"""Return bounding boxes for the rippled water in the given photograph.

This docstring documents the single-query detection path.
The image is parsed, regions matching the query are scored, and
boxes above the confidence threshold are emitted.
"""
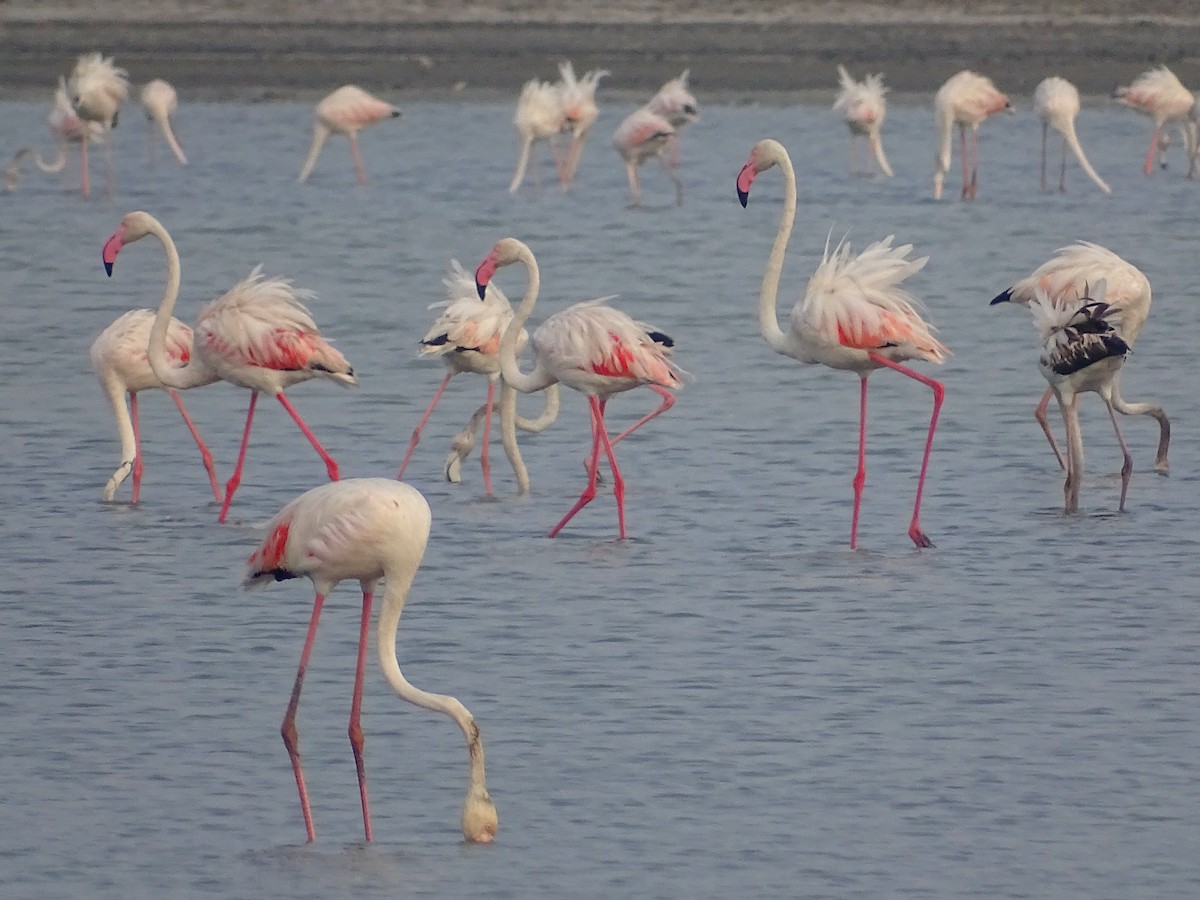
[2,94,1199,898]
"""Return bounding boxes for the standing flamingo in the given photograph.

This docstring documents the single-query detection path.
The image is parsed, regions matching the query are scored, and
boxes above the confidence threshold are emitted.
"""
[1033,77,1110,194]
[990,242,1169,474]
[933,69,1013,200]
[612,107,680,206]
[140,79,188,166]
[558,62,610,189]
[90,309,221,504]
[67,52,129,198]
[647,69,699,168]
[508,74,568,194]
[297,85,401,185]
[833,65,894,177]
[1113,66,1196,176]
[101,210,356,523]
[474,238,683,539]
[396,261,559,495]
[737,139,947,549]
[244,478,498,844]
[1028,287,1133,513]
[5,76,104,193]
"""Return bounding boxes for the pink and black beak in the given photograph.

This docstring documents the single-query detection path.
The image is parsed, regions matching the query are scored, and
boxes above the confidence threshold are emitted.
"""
[474,256,497,300]
[102,226,125,277]
[736,162,758,208]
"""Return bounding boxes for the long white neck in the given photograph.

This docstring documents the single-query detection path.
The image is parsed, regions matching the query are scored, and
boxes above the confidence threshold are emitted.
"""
[145,219,214,390]
[1059,119,1111,194]
[154,114,188,166]
[376,572,490,797]
[297,123,330,183]
[758,151,797,355]
[498,244,556,394]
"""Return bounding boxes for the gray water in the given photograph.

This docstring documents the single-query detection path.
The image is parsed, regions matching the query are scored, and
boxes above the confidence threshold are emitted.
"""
[2,95,1198,899]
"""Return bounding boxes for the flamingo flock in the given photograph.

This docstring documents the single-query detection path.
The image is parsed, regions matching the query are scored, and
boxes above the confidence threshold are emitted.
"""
[23,50,1181,847]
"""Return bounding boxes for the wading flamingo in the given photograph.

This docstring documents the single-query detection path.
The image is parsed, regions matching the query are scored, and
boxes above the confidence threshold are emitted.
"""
[1028,287,1132,513]
[833,65,894,177]
[474,238,683,539]
[1033,77,1110,193]
[990,242,1169,474]
[612,106,680,207]
[244,478,498,844]
[737,138,948,549]
[140,79,188,166]
[101,210,356,523]
[298,85,401,185]
[1113,66,1196,176]
[557,62,609,189]
[68,52,129,198]
[90,309,221,504]
[396,261,559,495]
[647,69,699,169]
[508,74,568,194]
[4,77,104,193]
[933,70,1013,200]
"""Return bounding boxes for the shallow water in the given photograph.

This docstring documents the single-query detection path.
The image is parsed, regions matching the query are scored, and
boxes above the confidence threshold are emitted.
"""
[2,95,1199,899]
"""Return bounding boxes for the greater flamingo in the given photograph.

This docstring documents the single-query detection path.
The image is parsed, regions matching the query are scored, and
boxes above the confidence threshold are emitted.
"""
[990,242,1169,474]
[508,74,568,194]
[90,309,221,504]
[933,69,1013,200]
[297,85,401,185]
[396,261,560,495]
[474,238,683,539]
[140,79,188,166]
[4,77,103,193]
[1028,287,1133,513]
[612,107,681,206]
[737,138,948,549]
[1113,66,1196,175]
[1033,77,1110,194]
[101,210,356,523]
[67,52,129,198]
[833,65,894,177]
[557,62,609,189]
[244,478,498,844]
[646,69,699,170]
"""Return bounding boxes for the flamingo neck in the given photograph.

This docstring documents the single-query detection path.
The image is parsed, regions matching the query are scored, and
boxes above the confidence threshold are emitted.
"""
[758,151,796,355]
[498,244,555,394]
[145,218,210,390]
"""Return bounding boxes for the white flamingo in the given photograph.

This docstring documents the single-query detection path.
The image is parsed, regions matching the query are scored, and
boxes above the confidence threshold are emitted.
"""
[298,85,401,185]
[833,65,893,177]
[4,77,104,193]
[67,52,129,198]
[1113,65,1196,175]
[933,70,1013,200]
[140,79,188,166]
[1033,77,1110,194]
[557,62,609,188]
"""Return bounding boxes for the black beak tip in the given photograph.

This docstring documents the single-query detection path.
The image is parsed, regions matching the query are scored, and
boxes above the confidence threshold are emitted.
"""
[737,188,749,208]
[475,280,486,300]
[104,260,114,277]
[989,288,1013,306]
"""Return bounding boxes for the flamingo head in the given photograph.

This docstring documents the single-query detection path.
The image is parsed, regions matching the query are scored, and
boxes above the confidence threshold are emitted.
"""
[102,210,159,276]
[737,138,787,207]
[461,784,499,844]
[474,238,525,298]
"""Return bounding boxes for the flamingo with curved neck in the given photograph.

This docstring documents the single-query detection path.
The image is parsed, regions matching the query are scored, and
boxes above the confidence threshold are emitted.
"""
[738,138,948,549]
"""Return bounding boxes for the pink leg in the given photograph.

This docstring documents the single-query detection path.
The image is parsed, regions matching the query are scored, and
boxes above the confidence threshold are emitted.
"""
[219,391,259,524]
[610,385,675,446]
[276,392,340,482]
[1105,402,1134,512]
[79,139,90,199]
[868,352,943,548]
[850,375,868,549]
[1034,386,1067,471]
[167,389,222,501]
[1143,126,1161,176]
[969,128,980,199]
[350,135,366,185]
[397,372,454,479]
[282,591,326,843]
[130,391,144,504]
[349,590,374,842]
[959,125,970,199]
[550,397,628,538]
[480,379,495,496]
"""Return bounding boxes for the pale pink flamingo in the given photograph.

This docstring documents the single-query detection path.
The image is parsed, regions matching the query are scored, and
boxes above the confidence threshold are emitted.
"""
[297,85,401,185]
[646,69,699,169]
[738,138,948,549]
[1113,66,1196,175]
[508,74,569,194]
[101,210,356,523]
[1033,77,1110,194]
[4,77,103,193]
[396,261,559,495]
[474,238,684,539]
[1028,286,1133,512]
[557,62,610,189]
[833,65,893,177]
[244,477,498,844]
[933,69,1013,200]
[140,79,188,166]
[990,242,1169,474]
[68,52,129,198]
[612,107,680,207]
[90,309,221,504]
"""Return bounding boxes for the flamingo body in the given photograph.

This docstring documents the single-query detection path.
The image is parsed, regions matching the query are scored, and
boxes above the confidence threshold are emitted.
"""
[1033,77,1110,193]
[140,79,188,165]
[557,62,609,188]
[244,478,498,844]
[508,76,568,194]
[933,69,1013,200]
[298,85,401,184]
[1114,66,1196,175]
[67,52,129,198]
[833,65,893,177]
[612,107,680,206]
